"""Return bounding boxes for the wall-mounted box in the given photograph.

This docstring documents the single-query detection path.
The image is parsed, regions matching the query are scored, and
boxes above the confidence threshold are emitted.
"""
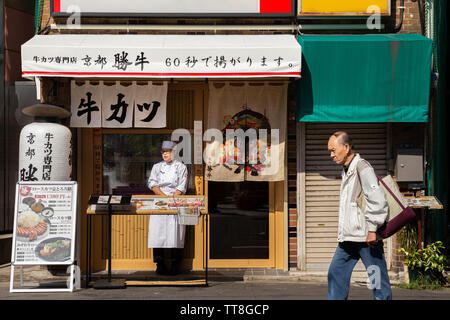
[395,149,424,182]
[298,0,390,16]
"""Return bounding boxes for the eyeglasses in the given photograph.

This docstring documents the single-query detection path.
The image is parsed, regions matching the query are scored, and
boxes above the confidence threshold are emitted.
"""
[161,149,172,154]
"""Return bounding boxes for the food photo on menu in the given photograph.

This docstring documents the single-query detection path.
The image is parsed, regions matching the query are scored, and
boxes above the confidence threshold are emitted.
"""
[35,237,71,262]
[16,198,50,242]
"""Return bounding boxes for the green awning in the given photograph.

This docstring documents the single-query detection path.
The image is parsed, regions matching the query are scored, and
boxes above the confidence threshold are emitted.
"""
[297,34,433,122]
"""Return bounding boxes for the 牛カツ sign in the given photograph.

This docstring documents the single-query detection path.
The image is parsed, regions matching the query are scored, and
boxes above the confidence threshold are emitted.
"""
[70,81,168,128]
[51,0,295,17]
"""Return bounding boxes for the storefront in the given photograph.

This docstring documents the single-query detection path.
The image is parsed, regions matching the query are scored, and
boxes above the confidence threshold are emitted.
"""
[295,34,434,272]
[20,34,302,272]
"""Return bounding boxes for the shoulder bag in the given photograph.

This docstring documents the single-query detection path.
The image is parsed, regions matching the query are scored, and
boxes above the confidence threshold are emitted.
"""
[356,162,416,239]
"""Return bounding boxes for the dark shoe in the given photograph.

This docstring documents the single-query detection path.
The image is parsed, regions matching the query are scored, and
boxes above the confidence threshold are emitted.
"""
[155,263,169,275]
[168,260,181,275]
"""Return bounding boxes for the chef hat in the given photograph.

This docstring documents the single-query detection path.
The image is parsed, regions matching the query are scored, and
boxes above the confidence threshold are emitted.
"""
[161,141,177,150]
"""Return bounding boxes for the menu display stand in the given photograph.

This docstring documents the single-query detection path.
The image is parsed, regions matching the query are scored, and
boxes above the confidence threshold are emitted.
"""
[10,181,78,293]
[87,195,130,289]
[85,195,208,289]
[403,195,443,249]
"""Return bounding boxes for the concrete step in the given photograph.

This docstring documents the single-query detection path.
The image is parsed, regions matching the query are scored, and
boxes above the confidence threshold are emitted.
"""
[289,270,404,285]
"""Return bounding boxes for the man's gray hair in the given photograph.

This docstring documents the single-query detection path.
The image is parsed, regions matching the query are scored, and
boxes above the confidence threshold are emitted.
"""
[332,131,353,150]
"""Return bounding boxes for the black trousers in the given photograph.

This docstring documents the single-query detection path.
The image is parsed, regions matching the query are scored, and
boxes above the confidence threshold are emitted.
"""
[153,248,183,265]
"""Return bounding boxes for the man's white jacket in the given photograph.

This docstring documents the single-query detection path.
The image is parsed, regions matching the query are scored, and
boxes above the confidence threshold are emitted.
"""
[337,154,388,242]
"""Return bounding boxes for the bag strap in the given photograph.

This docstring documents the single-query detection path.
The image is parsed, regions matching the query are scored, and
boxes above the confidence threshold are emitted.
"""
[354,165,363,202]
[358,159,406,210]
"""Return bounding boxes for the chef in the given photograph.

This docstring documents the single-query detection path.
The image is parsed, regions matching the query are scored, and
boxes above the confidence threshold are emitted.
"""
[147,140,188,275]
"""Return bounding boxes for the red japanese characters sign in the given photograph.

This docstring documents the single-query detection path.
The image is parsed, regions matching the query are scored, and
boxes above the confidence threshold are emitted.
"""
[51,0,295,17]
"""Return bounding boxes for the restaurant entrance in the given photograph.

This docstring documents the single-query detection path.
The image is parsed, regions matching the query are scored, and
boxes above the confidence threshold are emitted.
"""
[207,180,284,269]
[78,82,285,271]
[209,181,269,260]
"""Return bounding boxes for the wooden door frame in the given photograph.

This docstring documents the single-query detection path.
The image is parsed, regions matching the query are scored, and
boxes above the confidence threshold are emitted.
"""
[205,181,284,269]
[203,81,286,270]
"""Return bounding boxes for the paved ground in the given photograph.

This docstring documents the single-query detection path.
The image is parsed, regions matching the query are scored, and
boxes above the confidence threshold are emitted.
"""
[1,264,450,302]
[2,278,450,301]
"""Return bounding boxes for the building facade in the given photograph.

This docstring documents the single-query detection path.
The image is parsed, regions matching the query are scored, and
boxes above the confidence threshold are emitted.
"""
[4,0,446,283]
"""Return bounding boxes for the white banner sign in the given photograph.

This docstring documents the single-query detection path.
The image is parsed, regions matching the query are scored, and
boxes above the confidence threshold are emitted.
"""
[22,35,302,79]
[70,81,168,128]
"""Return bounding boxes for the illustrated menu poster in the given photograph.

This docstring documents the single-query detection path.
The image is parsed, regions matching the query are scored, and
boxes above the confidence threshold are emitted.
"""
[12,182,78,265]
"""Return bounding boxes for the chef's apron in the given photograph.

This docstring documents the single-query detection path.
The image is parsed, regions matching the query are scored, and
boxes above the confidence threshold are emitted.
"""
[147,160,186,248]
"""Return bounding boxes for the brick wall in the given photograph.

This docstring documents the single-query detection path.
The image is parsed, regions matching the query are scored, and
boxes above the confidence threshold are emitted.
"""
[397,0,424,34]
[38,0,52,32]
[390,233,406,274]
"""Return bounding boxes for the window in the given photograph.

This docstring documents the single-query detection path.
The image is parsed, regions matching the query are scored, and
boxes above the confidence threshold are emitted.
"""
[102,134,195,195]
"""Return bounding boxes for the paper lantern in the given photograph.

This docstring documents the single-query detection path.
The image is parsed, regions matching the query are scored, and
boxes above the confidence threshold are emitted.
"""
[19,122,72,182]
[19,104,72,182]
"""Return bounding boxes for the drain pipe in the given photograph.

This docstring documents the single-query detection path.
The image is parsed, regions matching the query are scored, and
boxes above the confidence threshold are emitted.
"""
[49,23,384,33]
[393,0,405,32]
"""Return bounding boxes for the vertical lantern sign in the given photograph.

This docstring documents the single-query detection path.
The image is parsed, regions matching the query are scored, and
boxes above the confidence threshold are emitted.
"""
[19,122,72,182]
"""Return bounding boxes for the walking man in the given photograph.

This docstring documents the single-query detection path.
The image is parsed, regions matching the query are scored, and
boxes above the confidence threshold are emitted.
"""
[327,131,392,300]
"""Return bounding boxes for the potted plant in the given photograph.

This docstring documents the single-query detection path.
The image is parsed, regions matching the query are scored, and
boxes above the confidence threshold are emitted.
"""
[398,241,448,288]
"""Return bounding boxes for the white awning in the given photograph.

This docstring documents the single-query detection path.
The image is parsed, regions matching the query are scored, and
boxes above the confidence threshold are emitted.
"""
[21,34,301,79]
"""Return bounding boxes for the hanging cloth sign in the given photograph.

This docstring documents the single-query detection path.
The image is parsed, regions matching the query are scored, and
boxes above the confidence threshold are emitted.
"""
[70,81,102,127]
[70,81,168,128]
[134,82,168,128]
[102,82,134,128]
[205,82,287,182]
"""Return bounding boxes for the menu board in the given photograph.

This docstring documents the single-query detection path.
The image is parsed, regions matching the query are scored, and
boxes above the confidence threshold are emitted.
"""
[87,195,206,213]
[131,196,205,211]
[11,182,78,265]
[404,196,443,210]
[88,194,132,211]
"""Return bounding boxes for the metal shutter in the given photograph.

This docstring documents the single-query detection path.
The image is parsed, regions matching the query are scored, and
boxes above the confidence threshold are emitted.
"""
[298,123,392,271]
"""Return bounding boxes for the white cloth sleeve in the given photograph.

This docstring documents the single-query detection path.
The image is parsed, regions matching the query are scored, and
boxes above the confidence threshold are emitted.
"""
[148,164,160,190]
[176,164,188,194]
[359,166,389,232]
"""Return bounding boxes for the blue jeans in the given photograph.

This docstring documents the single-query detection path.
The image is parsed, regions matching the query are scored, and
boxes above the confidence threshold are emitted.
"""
[327,241,392,300]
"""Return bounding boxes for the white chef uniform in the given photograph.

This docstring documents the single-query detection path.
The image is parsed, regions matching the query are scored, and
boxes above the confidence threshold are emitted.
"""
[147,159,188,248]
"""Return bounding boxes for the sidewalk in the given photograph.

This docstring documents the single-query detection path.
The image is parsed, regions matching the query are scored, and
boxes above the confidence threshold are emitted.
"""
[1,263,450,301]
